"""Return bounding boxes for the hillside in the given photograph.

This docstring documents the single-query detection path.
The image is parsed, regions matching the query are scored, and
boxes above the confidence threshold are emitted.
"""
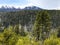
[0,10,60,31]
[0,10,60,45]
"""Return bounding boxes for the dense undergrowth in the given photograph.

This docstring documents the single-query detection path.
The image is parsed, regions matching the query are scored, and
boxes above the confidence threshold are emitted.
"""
[0,26,60,45]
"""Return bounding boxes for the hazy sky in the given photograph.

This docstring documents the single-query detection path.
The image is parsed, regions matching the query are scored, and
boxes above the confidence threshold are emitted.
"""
[0,0,59,9]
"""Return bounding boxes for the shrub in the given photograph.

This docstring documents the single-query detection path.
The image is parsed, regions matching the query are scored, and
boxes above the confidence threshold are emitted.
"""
[44,37,60,45]
[16,36,40,45]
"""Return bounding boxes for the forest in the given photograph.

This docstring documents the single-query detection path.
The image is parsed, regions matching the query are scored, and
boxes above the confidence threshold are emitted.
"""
[0,10,60,45]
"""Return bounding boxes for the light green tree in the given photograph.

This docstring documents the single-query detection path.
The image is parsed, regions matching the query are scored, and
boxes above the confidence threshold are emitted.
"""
[1,26,19,45]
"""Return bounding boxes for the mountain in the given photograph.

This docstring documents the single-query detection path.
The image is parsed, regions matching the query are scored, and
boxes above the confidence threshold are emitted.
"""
[0,6,42,12]
[0,6,21,12]
[23,6,42,10]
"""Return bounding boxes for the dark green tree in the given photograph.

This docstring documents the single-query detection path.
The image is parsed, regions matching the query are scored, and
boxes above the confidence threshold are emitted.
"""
[33,10,51,41]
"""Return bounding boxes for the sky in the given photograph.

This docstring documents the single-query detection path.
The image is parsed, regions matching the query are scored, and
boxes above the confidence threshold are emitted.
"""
[0,0,59,9]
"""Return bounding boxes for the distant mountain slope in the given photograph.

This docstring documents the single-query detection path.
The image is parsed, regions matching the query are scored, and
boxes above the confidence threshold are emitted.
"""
[23,6,42,10]
[0,6,42,12]
[0,6,21,12]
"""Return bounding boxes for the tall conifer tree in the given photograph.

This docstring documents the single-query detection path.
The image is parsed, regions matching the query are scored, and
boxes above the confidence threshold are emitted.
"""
[33,10,51,41]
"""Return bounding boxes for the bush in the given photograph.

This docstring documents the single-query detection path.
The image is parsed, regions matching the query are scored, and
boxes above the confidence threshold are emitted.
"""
[16,36,40,45]
[44,37,60,45]
[0,26,19,45]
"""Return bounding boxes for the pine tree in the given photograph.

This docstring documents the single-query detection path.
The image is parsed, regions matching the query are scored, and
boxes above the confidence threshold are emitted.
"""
[33,10,51,41]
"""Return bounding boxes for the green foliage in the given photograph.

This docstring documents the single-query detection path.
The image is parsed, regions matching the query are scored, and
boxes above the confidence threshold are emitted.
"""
[7,34,19,45]
[16,36,40,45]
[0,10,60,45]
[44,37,60,45]
[20,26,27,36]
[14,25,27,36]
[0,26,19,45]
[50,29,58,38]
[0,33,4,45]
[14,25,19,34]
[57,27,60,37]
[33,10,51,41]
